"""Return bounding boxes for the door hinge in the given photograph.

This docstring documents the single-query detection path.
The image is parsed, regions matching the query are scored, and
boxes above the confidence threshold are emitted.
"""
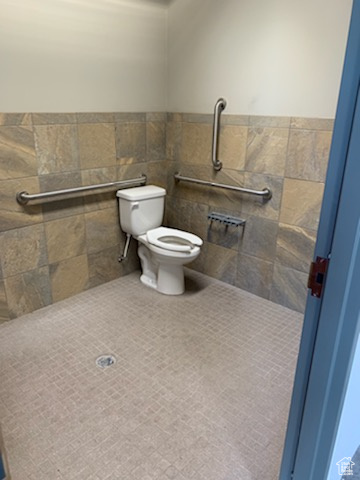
[308,256,329,298]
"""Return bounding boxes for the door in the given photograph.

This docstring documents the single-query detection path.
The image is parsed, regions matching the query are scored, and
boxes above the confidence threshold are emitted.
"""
[280,1,360,478]
[291,83,360,478]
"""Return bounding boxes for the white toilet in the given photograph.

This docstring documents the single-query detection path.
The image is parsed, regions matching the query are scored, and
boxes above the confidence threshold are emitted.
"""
[116,185,203,295]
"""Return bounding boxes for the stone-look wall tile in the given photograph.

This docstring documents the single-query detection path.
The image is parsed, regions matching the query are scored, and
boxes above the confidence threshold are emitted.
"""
[147,122,166,162]
[34,124,79,175]
[81,167,117,212]
[78,123,116,169]
[76,113,114,123]
[203,243,237,285]
[249,116,291,128]
[118,163,148,183]
[0,224,48,277]
[114,112,146,123]
[146,113,167,122]
[31,113,77,125]
[222,115,249,126]
[88,245,122,289]
[39,171,84,221]
[236,254,273,299]
[115,123,146,165]
[50,255,89,303]
[219,125,247,171]
[181,123,212,166]
[0,111,333,319]
[164,196,191,233]
[290,117,334,131]
[167,113,183,123]
[166,121,182,162]
[276,223,316,272]
[246,127,289,176]
[240,216,278,261]
[286,129,331,182]
[182,113,213,124]
[167,113,332,313]
[85,207,121,254]
[45,215,86,264]
[5,267,52,319]
[0,126,37,180]
[166,197,208,241]
[242,173,283,221]
[280,179,324,230]
[188,202,209,241]
[0,114,32,126]
[270,264,308,313]
[208,169,244,211]
[0,177,43,232]
[147,162,168,189]
[88,244,139,289]
[0,280,10,323]
[168,164,210,205]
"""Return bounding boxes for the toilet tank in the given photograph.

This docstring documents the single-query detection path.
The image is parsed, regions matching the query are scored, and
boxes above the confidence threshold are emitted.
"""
[116,185,166,236]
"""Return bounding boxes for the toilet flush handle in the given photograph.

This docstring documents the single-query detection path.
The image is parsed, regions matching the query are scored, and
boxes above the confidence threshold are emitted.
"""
[131,202,139,210]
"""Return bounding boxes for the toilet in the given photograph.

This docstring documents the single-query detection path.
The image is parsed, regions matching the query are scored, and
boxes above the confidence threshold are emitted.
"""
[116,185,203,295]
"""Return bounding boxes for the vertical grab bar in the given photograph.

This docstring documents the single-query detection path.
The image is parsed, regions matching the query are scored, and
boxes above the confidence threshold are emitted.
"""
[212,97,227,171]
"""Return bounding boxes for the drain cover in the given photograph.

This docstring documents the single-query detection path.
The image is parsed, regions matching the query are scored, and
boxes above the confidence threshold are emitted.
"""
[96,355,116,369]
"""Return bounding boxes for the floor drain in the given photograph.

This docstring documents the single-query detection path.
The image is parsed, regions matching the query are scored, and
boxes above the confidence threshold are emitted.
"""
[96,355,116,369]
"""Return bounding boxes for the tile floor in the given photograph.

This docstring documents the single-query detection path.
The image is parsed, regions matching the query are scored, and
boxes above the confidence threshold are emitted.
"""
[0,270,303,480]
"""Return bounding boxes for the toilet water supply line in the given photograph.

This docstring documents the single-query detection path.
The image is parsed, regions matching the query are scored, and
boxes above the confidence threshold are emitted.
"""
[212,98,227,171]
[119,233,132,262]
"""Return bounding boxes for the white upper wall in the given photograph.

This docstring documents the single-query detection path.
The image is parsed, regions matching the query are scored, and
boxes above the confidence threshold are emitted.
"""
[167,0,353,117]
[0,0,353,115]
[0,0,168,112]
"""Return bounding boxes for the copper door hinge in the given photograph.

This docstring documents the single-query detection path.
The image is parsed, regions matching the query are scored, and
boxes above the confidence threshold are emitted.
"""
[308,256,329,298]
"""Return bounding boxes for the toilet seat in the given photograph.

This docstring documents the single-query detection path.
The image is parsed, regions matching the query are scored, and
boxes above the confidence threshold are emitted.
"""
[146,227,203,253]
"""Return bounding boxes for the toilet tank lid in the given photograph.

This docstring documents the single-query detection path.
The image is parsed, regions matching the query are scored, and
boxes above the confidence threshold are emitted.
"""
[116,185,166,201]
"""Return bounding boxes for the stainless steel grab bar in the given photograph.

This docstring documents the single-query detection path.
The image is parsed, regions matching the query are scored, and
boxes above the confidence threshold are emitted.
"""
[174,173,272,201]
[16,175,147,205]
[212,98,226,171]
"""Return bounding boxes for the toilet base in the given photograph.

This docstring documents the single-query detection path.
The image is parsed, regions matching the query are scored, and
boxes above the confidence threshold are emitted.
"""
[157,264,185,295]
[137,243,186,295]
[138,244,158,290]
[140,273,157,290]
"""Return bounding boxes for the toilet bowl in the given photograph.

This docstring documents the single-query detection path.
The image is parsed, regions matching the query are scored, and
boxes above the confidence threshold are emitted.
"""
[137,227,202,294]
[116,185,203,295]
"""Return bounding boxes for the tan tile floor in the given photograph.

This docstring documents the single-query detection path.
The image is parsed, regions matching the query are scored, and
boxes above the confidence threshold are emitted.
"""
[0,270,303,480]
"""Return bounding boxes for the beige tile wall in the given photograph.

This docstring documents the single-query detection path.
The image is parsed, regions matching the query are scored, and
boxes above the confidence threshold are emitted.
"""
[0,113,167,321]
[165,113,333,312]
[0,111,332,320]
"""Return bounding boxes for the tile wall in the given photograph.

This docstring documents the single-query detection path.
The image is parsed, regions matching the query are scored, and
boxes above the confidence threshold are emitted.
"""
[165,113,333,312]
[0,111,332,320]
[0,113,167,321]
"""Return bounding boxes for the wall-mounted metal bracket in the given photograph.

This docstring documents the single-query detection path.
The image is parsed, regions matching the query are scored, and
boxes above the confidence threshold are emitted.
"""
[208,212,246,228]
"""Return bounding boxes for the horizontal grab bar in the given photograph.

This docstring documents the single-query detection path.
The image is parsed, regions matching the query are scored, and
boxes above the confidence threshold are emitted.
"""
[174,172,272,200]
[16,175,147,205]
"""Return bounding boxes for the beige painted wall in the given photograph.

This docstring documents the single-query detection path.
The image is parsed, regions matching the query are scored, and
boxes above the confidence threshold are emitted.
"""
[167,0,352,117]
[0,0,167,112]
[0,0,352,115]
